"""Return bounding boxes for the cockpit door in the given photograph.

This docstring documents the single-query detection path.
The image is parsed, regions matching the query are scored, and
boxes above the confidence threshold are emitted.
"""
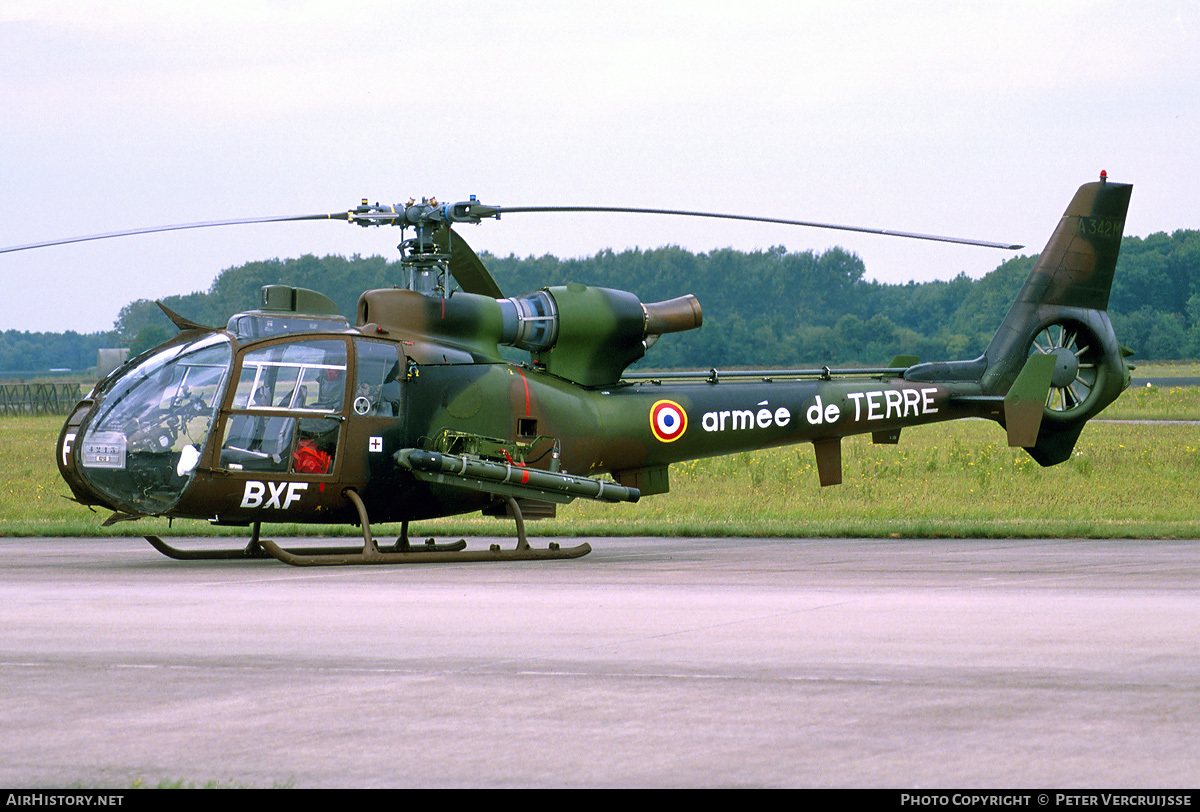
[216,337,349,478]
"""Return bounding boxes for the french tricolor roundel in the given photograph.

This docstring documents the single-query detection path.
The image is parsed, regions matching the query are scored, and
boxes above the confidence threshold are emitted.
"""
[650,399,688,443]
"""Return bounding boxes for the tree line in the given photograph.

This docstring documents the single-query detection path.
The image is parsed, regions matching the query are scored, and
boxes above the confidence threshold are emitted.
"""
[4,230,1199,376]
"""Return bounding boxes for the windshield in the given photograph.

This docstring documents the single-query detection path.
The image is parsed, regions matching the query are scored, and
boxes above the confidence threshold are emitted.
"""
[78,334,232,515]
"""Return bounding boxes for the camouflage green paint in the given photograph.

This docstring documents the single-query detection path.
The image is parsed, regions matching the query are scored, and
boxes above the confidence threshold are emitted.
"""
[56,177,1135,531]
[534,284,646,386]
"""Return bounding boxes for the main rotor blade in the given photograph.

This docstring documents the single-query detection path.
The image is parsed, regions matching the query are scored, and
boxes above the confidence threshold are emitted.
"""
[492,206,1023,250]
[433,227,504,299]
[0,212,351,255]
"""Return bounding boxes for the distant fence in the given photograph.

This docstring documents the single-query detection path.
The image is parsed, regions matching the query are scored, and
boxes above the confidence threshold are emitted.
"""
[0,381,84,416]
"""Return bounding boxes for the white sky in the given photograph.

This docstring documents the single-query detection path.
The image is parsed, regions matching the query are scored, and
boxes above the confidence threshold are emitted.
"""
[2,0,1198,333]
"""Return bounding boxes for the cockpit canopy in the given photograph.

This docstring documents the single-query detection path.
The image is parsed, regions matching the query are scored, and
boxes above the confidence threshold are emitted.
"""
[78,332,233,515]
[70,315,406,517]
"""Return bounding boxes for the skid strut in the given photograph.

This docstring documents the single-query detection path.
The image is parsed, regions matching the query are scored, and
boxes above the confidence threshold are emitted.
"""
[144,491,589,565]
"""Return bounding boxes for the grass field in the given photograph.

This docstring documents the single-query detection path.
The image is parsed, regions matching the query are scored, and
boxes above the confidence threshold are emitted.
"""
[1133,361,1200,378]
[3,382,1197,539]
[1102,380,1200,420]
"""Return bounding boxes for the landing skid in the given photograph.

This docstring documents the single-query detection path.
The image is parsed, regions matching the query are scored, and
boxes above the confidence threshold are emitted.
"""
[143,527,466,562]
[144,491,590,566]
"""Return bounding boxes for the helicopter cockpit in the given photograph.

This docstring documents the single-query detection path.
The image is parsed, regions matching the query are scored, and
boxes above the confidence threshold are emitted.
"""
[63,289,407,519]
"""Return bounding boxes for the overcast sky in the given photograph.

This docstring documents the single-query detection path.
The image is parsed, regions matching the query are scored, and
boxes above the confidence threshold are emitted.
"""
[2,0,1197,333]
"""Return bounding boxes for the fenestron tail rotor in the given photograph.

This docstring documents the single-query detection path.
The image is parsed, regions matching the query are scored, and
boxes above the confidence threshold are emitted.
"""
[1029,321,1103,417]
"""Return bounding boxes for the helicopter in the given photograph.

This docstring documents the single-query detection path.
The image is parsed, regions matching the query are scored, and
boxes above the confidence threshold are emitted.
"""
[5,173,1133,565]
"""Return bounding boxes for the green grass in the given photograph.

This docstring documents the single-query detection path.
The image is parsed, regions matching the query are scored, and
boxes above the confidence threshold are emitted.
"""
[1105,382,1200,419]
[547,420,1200,538]
[3,396,1198,539]
[1132,361,1200,378]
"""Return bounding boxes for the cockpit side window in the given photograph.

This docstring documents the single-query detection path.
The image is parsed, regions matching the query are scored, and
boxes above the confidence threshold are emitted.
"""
[353,339,403,417]
[232,340,347,414]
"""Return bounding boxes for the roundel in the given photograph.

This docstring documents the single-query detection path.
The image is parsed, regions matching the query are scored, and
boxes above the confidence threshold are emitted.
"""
[649,399,688,443]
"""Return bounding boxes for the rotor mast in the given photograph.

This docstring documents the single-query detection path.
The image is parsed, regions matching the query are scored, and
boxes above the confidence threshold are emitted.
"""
[346,196,501,296]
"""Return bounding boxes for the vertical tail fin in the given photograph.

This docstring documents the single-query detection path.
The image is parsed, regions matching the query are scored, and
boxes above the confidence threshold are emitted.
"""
[981,174,1133,464]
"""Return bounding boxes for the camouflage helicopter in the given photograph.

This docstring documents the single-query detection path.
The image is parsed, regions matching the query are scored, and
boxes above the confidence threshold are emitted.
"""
[4,174,1133,565]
